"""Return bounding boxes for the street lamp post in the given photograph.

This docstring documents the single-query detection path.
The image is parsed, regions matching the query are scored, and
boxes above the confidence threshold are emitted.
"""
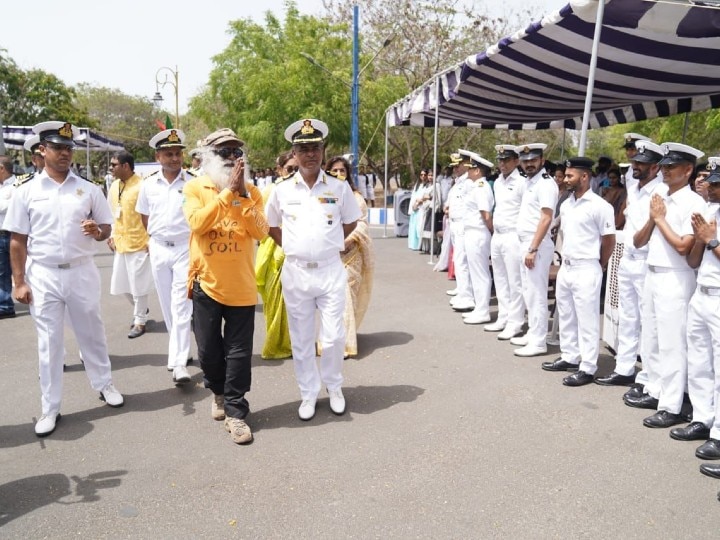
[301,4,392,185]
[153,65,180,129]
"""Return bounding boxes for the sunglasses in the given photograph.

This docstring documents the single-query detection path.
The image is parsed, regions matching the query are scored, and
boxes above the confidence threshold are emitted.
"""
[284,165,298,173]
[214,147,244,159]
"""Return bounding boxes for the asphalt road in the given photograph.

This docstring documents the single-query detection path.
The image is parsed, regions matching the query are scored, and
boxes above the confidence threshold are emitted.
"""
[1,229,718,538]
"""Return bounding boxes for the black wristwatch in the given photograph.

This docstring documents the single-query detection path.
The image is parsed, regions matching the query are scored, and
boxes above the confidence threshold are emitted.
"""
[706,239,719,251]
[528,247,538,253]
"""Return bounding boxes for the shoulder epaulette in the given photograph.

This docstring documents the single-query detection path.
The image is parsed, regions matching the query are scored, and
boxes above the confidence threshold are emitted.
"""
[144,170,160,179]
[542,173,551,179]
[14,173,35,186]
[184,169,196,178]
[519,170,528,178]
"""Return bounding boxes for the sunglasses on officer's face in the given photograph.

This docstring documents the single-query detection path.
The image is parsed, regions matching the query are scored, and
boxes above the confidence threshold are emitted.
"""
[214,147,244,159]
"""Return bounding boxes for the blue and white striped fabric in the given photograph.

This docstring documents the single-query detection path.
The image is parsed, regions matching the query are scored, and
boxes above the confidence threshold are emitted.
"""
[2,125,124,152]
[388,0,720,130]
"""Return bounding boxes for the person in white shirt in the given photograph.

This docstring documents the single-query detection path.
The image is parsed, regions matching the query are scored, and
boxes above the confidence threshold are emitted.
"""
[512,144,558,357]
[459,151,495,325]
[485,145,525,339]
[540,157,615,385]
[0,155,18,318]
[136,129,194,385]
[677,164,720,458]
[265,118,361,421]
[597,141,662,390]
[447,152,474,311]
[633,142,706,429]
[3,121,123,437]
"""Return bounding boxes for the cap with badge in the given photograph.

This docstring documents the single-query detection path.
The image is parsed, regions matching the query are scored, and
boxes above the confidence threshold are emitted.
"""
[24,134,41,153]
[149,129,186,150]
[658,142,704,166]
[622,132,651,149]
[495,144,518,160]
[517,143,547,161]
[455,149,474,166]
[707,157,720,184]
[632,140,664,164]
[449,152,463,166]
[460,149,493,170]
[201,128,244,148]
[284,118,328,144]
[564,156,595,171]
[32,121,80,147]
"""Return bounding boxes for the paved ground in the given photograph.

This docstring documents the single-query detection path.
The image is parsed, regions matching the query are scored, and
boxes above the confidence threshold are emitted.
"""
[1,230,718,538]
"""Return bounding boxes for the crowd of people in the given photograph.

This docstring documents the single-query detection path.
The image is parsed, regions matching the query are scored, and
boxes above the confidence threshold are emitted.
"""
[409,134,720,482]
[0,118,375,446]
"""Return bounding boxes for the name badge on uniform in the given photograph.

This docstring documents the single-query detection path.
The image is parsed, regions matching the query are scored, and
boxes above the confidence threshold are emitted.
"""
[287,199,301,205]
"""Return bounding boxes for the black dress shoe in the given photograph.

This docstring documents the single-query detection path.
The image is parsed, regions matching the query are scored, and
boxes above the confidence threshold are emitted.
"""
[643,410,684,428]
[595,372,636,386]
[563,370,594,387]
[541,358,579,372]
[670,422,710,441]
[700,463,720,479]
[624,393,659,410]
[0,311,16,319]
[128,324,146,339]
[623,383,645,400]
[696,439,720,460]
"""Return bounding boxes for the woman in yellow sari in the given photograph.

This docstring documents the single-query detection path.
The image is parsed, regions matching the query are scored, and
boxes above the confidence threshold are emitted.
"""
[326,156,375,357]
[255,152,297,359]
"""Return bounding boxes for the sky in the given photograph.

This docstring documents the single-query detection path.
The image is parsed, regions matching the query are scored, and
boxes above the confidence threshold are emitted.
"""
[3,0,560,114]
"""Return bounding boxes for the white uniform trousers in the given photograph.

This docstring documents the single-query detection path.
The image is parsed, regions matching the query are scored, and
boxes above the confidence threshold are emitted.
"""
[110,250,153,325]
[149,240,192,368]
[27,259,112,416]
[464,227,492,317]
[556,260,603,374]
[641,267,695,413]
[281,257,346,400]
[450,221,472,303]
[686,288,720,434]
[615,256,648,378]
[490,231,524,332]
[518,237,554,348]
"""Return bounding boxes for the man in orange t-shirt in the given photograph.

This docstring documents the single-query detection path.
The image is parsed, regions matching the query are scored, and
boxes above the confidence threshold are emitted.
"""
[183,128,269,445]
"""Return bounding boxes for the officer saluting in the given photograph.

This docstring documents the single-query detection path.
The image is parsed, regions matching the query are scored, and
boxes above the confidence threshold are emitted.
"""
[2,121,124,437]
[265,119,361,421]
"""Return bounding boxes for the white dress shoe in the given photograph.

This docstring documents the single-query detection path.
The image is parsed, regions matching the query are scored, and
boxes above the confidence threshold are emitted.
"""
[452,300,475,312]
[463,313,492,325]
[484,321,505,332]
[446,288,458,296]
[35,413,60,437]
[510,335,529,346]
[498,328,524,341]
[298,398,317,421]
[100,383,124,407]
[173,366,191,384]
[513,344,548,357]
[328,388,346,415]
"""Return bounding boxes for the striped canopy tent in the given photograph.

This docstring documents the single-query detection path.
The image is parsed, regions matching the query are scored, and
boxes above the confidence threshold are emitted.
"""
[387,0,720,131]
[2,126,124,152]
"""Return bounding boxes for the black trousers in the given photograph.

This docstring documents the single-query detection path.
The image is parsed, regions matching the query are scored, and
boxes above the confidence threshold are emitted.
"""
[192,281,254,419]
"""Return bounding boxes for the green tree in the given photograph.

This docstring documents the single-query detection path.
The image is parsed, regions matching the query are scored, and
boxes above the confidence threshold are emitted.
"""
[73,84,159,163]
[0,50,92,127]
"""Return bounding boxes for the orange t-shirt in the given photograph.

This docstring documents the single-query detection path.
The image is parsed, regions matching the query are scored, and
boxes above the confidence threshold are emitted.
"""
[183,176,269,306]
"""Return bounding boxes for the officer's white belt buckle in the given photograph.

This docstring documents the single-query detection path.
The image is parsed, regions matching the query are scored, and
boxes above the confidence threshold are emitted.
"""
[37,257,91,270]
[700,285,720,296]
[563,258,596,267]
[647,265,675,273]
[494,227,515,234]
[287,256,336,269]
[162,241,176,247]
[624,251,647,260]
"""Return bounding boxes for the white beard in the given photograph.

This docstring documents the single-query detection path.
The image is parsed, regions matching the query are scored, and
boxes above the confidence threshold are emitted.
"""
[200,149,233,190]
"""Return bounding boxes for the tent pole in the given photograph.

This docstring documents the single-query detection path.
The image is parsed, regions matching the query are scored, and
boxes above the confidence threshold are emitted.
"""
[429,76,440,264]
[383,109,389,238]
[681,112,690,143]
[578,0,606,156]
[85,128,91,181]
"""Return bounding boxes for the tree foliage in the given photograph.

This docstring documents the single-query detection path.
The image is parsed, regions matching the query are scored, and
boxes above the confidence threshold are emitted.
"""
[0,50,92,127]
